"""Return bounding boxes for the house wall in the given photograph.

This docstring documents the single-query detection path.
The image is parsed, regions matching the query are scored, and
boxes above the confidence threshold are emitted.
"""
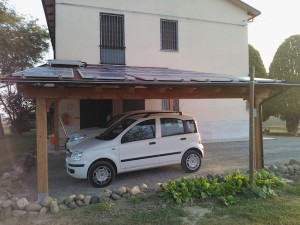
[55,0,251,142]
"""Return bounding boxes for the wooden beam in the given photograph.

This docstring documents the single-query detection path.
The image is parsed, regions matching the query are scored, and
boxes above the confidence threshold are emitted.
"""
[21,85,263,100]
[36,99,49,202]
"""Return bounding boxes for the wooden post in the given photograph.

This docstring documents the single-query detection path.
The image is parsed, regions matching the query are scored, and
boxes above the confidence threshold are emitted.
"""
[249,67,255,190]
[255,98,263,169]
[54,100,60,150]
[36,99,49,202]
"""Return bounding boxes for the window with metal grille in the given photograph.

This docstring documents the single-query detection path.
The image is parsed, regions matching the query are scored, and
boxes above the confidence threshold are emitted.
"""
[161,19,178,51]
[100,13,125,64]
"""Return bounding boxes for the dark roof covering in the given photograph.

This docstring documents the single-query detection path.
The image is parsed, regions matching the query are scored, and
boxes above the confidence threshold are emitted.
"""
[1,64,282,87]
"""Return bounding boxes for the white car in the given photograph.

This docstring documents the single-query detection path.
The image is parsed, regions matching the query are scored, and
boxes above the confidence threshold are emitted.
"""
[65,110,177,149]
[66,112,204,187]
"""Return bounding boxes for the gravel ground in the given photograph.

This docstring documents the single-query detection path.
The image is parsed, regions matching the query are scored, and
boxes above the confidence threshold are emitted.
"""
[18,135,300,201]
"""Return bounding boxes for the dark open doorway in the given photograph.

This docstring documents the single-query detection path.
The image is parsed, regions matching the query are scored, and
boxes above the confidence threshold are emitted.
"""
[80,100,112,129]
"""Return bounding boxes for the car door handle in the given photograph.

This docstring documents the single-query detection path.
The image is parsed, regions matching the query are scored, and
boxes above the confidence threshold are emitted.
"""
[149,142,156,145]
[180,138,186,141]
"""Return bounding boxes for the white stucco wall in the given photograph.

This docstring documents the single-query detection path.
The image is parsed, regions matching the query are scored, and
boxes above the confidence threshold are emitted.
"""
[55,0,251,142]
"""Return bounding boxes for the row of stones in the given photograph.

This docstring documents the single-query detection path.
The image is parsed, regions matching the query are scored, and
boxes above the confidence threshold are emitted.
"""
[0,182,162,221]
[268,159,300,175]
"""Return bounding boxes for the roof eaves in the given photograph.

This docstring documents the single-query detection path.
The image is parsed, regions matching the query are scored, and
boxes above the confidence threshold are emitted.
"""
[228,0,261,21]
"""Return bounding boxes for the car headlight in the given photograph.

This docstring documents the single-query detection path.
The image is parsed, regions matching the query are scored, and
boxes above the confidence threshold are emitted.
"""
[71,151,83,161]
[69,135,86,142]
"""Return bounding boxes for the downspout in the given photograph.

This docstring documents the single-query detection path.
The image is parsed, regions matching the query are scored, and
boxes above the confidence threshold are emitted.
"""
[258,88,287,168]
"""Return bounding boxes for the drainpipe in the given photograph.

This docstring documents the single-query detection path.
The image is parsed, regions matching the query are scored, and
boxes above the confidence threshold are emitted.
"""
[258,88,287,168]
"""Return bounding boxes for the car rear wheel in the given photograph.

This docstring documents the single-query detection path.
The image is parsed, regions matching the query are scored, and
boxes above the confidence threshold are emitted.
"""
[181,149,201,173]
[88,161,115,188]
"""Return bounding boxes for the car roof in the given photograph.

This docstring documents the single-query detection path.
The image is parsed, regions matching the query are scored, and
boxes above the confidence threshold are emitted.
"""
[125,112,194,121]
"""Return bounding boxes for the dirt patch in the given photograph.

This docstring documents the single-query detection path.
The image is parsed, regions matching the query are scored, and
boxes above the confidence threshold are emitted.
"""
[181,206,212,225]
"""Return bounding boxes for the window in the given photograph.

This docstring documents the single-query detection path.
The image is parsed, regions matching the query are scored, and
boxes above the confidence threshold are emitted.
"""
[184,120,197,133]
[100,13,125,64]
[161,118,184,137]
[121,119,156,143]
[161,19,178,51]
[162,99,180,111]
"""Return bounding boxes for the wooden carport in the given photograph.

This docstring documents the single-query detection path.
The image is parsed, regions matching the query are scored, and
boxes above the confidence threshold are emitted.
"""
[1,63,286,201]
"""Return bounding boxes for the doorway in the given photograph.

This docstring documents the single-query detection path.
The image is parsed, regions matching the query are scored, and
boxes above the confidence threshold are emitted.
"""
[80,100,112,129]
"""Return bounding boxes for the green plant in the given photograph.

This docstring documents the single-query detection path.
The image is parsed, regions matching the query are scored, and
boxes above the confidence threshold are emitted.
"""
[253,169,285,198]
[160,169,285,206]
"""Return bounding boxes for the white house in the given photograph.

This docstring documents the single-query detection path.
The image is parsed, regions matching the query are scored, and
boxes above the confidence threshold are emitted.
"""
[42,0,260,144]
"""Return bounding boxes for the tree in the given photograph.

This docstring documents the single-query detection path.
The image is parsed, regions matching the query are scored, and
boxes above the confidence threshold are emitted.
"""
[248,44,267,78]
[0,0,49,135]
[263,35,300,135]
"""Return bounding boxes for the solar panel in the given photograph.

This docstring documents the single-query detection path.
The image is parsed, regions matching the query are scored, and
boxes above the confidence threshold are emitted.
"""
[106,67,237,82]
[12,67,74,78]
[78,69,135,81]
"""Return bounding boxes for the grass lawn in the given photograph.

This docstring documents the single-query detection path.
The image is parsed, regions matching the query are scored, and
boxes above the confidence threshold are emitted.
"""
[0,129,36,170]
[263,125,300,136]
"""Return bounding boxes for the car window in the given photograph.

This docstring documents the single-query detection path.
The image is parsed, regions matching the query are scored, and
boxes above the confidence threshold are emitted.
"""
[160,118,184,137]
[184,120,197,133]
[104,113,125,128]
[121,119,156,144]
[98,118,136,140]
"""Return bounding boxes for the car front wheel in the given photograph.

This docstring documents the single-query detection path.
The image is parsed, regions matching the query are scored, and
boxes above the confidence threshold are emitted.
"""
[88,161,115,188]
[181,149,201,173]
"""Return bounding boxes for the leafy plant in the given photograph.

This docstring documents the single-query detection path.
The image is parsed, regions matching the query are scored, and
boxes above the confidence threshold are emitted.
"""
[160,169,285,206]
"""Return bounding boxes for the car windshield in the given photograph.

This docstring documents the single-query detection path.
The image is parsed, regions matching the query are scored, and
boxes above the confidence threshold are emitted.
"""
[104,113,125,128]
[97,118,136,140]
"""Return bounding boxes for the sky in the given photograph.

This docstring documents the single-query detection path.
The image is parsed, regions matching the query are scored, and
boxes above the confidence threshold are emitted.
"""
[8,0,300,72]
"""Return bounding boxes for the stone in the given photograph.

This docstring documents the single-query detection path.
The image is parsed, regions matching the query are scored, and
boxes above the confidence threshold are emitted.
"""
[90,196,99,204]
[130,186,141,196]
[104,189,112,195]
[69,194,76,201]
[103,191,111,198]
[0,188,11,199]
[68,201,77,209]
[59,204,68,210]
[50,200,59,214]
[277,165,287,174]
[289,159,300,166]
[75,200,84,206]
[1,206,12,220]
[12,210,27,218]
[111,193,121,200]
[0,179,13,189]
[0,173,10,182]
[26,203,42,212]
[215,174,224,182]
[83,196,91,205]
[41,196,54,207]
[57,197,66,205]
[287,165,294,175]
[2,200,12,208]
[75,194,84,201]
[139,183,148,190]
[16,198,28,210]
[122,193,131,199]
[27,211,39,218]
[116,186,127,196]
[207,174,214,181]
[269,165,278,173]
[154,183,162,193]
[292,164,300,172]
[39,207,49,215]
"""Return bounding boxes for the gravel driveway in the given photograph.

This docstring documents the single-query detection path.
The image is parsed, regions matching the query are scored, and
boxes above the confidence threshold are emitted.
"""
[20,136,300,200]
